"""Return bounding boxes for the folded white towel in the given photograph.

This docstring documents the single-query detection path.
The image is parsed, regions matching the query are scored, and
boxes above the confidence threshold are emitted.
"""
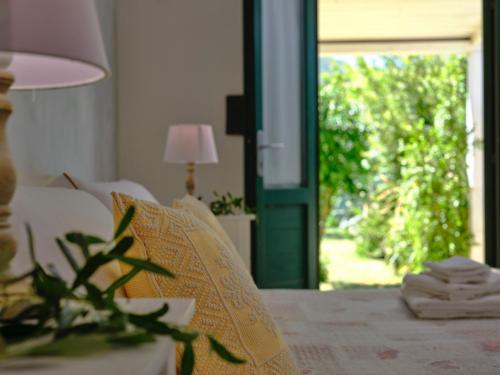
[424,256,490,284]
[402,271,500,301]
[402,291,500,319]
[424,256,489,274]
[427,269,490,284]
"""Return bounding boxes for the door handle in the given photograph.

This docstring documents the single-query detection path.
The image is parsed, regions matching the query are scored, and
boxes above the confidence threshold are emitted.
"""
[258,143,284,150]
[257,130,284,177]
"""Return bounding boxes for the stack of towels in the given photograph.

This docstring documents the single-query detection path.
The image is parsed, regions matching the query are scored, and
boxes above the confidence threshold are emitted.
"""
[402,256,500,319]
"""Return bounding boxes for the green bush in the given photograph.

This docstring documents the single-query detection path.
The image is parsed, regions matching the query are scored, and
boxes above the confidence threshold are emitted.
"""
[320,55,471,272]
[319,61,369,236]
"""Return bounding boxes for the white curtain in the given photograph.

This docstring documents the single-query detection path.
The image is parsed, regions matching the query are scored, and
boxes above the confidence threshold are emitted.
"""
[262,0,303,187]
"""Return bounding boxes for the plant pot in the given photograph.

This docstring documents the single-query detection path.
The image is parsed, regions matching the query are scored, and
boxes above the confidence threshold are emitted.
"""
[217,214,255,271]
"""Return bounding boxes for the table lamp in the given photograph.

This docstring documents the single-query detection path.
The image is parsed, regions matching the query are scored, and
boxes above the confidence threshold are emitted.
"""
[0,0,110,271]
[163,124,218,195]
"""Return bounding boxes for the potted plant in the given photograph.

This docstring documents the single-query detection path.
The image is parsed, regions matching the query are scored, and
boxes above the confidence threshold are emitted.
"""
[0,206,244,374]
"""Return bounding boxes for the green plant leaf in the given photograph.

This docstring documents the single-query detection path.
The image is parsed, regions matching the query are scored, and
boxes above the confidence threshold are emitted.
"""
[128,314,175,335]
[83,282,106,309]
[72,253,111,289]
[209,192,246,216]
[56,322,100,338]
[103,312,128,333]
[131,303,169,320]
[127,315,198,344]
[32,266,72,302]
[208,336,246,364]
[108,236,134,257]
[108,255,174,279]
[104,266,141,297]
[25,224,36,266]
[56,238,80,272]
[65,233,91,259]
[84,235,106,245]
[67,233,107,246]
[170,329,199,343]
[180,343,195,375]
[0,323,52,345]
[114,206,136,239]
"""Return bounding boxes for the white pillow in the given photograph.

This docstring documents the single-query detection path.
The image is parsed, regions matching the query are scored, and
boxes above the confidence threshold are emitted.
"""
[9,186,124,295]
[46,174,76,189]
[52,174,159,211]
[18,173,73,188]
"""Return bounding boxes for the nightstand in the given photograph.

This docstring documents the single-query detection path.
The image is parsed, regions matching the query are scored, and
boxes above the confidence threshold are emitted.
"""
[0,298,195,375]
[218,214,255,272]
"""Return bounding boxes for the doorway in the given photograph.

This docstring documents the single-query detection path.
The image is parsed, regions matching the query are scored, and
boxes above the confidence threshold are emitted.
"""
[318,0,484,289]
[242,0,500,290]
[243,0,319,289]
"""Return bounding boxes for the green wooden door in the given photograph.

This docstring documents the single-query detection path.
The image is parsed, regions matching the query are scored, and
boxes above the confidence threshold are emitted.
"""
[244,0,318,289]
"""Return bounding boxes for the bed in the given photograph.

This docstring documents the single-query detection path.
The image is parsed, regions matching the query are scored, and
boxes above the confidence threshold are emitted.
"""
[263,288,500,375]
[8,183,500,374]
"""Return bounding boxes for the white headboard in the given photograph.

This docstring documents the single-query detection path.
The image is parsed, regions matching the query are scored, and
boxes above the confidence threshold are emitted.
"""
[17,173,58,187]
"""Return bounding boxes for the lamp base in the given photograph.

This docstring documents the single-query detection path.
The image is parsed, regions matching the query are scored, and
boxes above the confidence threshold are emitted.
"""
[186,162,195,196]
[0,69,17,274]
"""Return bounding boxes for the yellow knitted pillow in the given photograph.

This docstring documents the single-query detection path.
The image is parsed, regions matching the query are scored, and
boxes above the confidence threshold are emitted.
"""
[172,195,234,250]
[112,193,299,374]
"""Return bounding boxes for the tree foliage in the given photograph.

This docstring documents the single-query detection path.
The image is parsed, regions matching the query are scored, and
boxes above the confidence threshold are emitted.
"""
[319,61,369,235]
[319,55,471,272]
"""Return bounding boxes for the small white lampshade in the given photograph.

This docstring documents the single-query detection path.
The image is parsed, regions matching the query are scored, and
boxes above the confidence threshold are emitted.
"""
[164,124,219,164]
[0,0,110,90]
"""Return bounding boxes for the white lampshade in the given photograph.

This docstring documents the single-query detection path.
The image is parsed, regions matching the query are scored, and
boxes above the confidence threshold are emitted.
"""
[164,124,219,164]
[0,0,110,90]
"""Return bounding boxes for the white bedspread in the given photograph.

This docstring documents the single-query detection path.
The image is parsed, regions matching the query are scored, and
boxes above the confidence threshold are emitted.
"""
[262,289,500,375]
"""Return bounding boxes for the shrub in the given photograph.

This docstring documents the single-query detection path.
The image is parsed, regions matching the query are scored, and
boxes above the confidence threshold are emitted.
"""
[319,55,471,272]
[318,60,369,236]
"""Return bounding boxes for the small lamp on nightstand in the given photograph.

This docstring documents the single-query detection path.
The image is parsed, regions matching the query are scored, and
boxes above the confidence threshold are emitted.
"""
[163,124,218,195]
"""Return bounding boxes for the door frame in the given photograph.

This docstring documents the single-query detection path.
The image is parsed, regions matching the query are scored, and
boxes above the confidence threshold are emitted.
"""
[243,0,500,276]
[484,0,500,267]
[243,0,319,288]
[244,0,499,279]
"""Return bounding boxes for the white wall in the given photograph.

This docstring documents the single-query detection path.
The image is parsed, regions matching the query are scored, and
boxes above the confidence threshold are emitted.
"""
[8,0,116,182]
[468,49,484,263]
[116,0,244,205]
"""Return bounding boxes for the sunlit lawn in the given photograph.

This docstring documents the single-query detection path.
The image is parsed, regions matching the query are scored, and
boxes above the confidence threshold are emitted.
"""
[320,238,402,290]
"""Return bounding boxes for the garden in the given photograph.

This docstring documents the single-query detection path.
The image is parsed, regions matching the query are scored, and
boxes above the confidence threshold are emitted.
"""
[319,54,471,288]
